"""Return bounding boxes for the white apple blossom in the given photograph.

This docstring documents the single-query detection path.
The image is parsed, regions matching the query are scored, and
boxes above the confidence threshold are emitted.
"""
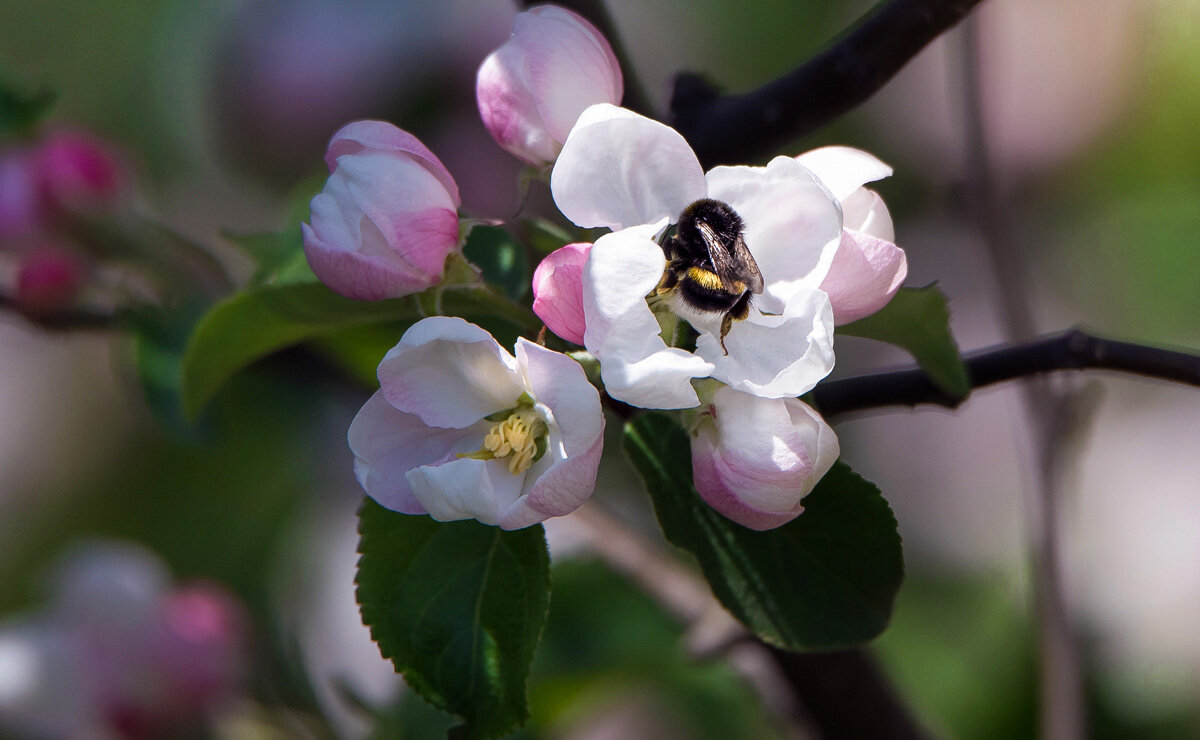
[349,316,604,529]
[549,104,843,409]
[796,146,908,324]
[690,385,839,530]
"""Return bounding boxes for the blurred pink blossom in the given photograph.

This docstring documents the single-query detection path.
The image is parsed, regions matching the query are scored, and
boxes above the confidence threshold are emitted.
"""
[33,130,124,215]
[15,249,85,314]
[0,542,248,738]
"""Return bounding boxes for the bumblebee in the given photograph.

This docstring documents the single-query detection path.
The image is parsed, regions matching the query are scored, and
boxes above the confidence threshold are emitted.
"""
[657,198,764,352]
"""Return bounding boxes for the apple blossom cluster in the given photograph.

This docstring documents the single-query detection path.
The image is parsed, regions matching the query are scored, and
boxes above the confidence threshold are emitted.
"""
[0,128,126,315]
[0,542,247,738]
[301,4,906,531]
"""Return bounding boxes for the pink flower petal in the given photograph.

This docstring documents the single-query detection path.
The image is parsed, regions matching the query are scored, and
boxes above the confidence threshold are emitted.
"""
[532,242,591,344]
[820,229,908,325]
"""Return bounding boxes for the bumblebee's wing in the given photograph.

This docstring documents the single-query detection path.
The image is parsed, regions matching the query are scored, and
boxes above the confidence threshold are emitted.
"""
[699,221,764,294]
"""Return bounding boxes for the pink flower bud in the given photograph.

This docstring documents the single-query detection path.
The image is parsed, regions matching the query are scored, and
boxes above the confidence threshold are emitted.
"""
[532,242,590,344]
[795,146,908,324]
[691,387,839,531]
[0,150,42,243]
[302,120,463,300]
[477,5,623,168]
[15,249,84,314]
[33,130,125,214]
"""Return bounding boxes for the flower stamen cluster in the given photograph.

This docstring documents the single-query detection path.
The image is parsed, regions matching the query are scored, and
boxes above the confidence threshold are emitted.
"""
[461,402,549,475]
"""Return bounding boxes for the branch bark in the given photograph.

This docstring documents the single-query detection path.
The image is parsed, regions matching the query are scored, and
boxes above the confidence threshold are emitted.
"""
[812,328,1200,418]
[670,0,987,167]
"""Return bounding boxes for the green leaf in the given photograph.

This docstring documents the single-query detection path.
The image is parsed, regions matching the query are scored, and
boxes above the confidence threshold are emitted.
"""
[462,225,529,301]
[223,224,318,287]
[181,282,418,418]
[181,281,539,419]
[838,283,970,399]
[0,74,54,138]
[128,300,211,436]
[356,500,550,740]
[519,217,573,255]
[623,414,903,650]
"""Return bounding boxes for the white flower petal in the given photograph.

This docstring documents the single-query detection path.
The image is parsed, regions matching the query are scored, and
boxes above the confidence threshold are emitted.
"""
[843,189,895,243]
[378,317,524,428]
[705,157,842,310]
[793,146,892,202]
[583,225,713,408]
[699,287,835,398]
[551,104,705,230]
[348,391,485,515]
[407,457,524,526]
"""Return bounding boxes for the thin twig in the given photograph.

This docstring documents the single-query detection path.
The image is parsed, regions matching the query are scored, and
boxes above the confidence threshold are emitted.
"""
[670,0,987,167]
[956,14,1084,738]
[812,328,1200,418]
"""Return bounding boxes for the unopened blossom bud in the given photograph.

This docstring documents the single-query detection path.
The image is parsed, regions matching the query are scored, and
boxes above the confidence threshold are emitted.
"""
[302,120,462,300]
[15,249,84,314]
[34,130,125,214]
[795,146,907,324]
[477,5,623,168]
[349,316,604,529]
[691,385,839,530]
[532,241,590,344]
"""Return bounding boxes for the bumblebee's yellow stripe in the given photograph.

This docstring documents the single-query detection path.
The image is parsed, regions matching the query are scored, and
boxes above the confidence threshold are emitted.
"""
[686,266,724,291]
[685,266,745,293]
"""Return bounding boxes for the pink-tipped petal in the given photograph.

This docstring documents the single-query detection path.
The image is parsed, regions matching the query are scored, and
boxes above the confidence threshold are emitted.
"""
[303,123,462,300]
[325,120,459,205]
[820,229,908,325]
[477,6,622,167]
[692,389,839,531]
[532,242,591,344]
[793,146,893,202]
[377,316,524,428]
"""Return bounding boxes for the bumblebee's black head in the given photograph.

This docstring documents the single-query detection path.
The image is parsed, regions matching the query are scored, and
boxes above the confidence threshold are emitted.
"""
[674,198,744,258]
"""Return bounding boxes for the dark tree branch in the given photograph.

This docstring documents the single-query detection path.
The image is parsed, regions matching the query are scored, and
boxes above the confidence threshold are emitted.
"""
[813,329,1200,418]
[670,0,987,167]
[765,647,929,740]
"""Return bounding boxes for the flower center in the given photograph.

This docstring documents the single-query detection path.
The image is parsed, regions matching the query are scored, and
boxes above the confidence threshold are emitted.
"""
[460,404,548,475]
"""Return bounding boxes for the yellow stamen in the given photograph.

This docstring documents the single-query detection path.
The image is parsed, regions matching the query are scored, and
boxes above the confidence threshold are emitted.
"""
[459,406,547,475]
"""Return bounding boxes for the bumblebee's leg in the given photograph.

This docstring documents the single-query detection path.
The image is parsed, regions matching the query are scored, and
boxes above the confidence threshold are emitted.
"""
[718,292,753,354]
